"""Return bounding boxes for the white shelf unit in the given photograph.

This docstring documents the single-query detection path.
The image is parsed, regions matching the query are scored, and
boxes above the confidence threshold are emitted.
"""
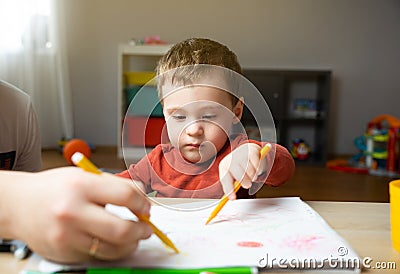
[117,44,172,162]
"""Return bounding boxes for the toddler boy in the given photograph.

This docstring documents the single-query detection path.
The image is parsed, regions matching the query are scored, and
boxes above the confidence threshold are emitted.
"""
[118,38,295,199]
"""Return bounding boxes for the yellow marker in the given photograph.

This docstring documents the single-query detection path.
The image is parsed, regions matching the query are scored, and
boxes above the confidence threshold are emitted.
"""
[71,152,179,253]
[205,143,272,225]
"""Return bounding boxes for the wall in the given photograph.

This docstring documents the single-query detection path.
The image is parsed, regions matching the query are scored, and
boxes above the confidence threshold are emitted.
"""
[62,0,400,155]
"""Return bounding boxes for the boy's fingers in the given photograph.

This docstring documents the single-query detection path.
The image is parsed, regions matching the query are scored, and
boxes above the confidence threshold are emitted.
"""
[245,156,259,183]
[229,164,245,183]
[219,171,236,199]
[256,158,267,176]
[229,162,256,189]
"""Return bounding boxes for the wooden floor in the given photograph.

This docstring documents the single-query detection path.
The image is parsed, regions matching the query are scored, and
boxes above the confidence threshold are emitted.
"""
[42,146,395,203]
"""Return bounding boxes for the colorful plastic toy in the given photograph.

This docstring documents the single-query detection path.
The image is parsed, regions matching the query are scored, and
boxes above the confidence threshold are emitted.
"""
[364,115,400,176]
[291,138,310,160]
[328,114,400,177]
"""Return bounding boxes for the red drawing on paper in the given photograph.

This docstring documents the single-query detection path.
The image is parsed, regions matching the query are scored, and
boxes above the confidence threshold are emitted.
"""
[237,241,264,248]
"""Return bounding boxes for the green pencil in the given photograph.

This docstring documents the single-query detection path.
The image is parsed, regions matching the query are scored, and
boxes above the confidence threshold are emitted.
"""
[87,266,258,274]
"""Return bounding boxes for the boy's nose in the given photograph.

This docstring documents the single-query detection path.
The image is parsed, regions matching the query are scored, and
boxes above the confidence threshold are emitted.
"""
[185,121,204,136]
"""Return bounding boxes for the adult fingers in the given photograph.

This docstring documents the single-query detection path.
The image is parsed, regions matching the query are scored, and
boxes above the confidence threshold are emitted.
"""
[84,235,138,261]
[83,172,151,217]
[51,230,141,262]
[76,203,153,247]
[80,223,150,261]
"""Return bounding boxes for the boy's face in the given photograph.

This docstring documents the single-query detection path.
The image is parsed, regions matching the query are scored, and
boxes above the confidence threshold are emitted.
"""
[163,86,242,164]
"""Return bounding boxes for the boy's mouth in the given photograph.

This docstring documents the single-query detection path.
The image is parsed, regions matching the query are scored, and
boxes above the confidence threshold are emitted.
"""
[186,143,201,148]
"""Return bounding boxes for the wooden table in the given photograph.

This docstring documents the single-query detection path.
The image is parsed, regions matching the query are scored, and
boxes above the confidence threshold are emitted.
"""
[1,200,399,273]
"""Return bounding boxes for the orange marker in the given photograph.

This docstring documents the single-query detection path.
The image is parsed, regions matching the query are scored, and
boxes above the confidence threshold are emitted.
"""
[71,152,179,253]
[205,143,272,225]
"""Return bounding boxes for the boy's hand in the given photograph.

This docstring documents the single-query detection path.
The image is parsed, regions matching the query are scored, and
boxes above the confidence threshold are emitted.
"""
[219,143,267,200]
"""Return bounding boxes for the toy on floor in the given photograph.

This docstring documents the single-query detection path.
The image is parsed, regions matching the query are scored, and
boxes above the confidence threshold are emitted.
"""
[291,138,310,160]
[326,158,369,174]
[328,114,400,177]
[365,115,400,174]
[62,139,92,165]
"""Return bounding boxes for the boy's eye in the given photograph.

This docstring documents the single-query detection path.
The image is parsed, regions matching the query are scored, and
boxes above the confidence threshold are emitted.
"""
[172,115,186,120]
[202,114,216,120]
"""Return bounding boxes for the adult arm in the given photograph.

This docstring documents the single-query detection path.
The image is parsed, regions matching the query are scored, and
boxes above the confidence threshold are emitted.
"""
[0,167,152,263]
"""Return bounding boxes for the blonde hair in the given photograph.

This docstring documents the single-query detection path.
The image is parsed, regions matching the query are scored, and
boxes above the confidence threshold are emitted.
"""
[156,38,242,105]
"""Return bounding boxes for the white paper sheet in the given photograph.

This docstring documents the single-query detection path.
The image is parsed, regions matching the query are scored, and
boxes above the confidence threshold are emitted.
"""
[30,197,361,273]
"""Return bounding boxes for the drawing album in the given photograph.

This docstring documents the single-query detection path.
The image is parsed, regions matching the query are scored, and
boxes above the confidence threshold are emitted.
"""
[24,197,361,273]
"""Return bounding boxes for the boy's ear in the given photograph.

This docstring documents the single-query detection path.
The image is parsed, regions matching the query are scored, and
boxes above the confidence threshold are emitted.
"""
[232,97,244,124]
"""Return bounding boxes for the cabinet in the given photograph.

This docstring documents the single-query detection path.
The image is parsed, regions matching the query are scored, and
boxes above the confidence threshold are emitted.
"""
[242,69,331,165]
[117,44,172,161]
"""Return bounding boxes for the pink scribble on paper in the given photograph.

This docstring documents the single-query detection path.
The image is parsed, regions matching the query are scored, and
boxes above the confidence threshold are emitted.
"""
[214,212,263,224]
[283,235,323,251]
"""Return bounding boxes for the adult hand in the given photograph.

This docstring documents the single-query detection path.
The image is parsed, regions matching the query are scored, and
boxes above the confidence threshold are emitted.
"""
[1,167,152,263]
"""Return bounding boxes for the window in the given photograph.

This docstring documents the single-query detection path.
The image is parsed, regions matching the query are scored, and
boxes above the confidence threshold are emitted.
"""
[0,0,51,51]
